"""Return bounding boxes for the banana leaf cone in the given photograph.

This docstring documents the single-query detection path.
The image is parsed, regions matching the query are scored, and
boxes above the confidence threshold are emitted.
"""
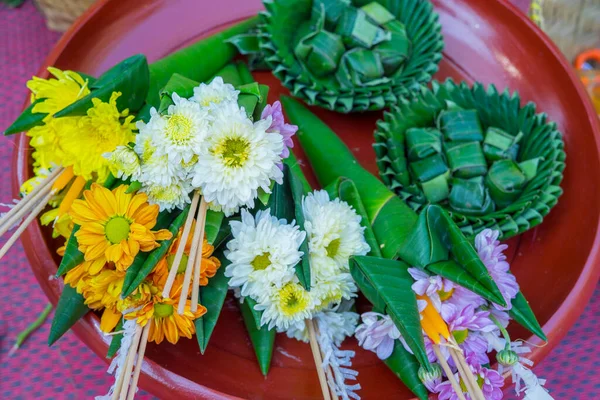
[280,93,548,359]
[231,0,443,113]
[374,79,565,239]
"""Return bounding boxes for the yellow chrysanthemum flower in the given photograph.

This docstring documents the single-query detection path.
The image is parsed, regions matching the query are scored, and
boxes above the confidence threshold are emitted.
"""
[26,67,90,174]
[27,66,90,117]
[27,116,78,174]
[151,220,221,298]
[40,208,74,239]
[69,184,172,272]
[126,296,206,345]
[60,92,136,183]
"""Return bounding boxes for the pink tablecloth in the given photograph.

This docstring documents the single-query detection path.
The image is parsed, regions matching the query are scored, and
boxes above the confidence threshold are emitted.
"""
[0,1,598,399]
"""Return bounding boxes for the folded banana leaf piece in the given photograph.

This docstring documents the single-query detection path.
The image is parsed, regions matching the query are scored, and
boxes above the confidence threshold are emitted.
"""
[232,0,443,113]
[374,79,566,239]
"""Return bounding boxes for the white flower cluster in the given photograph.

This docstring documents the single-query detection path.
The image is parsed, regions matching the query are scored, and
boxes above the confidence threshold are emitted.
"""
[104,77,284,215]
[224,190,370,333]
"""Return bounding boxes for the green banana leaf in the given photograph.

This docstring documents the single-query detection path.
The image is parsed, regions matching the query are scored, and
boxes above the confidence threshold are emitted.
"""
[205,210,224,245]
[48,284,89,345]
[485,159,528,209]
[121,208,187,298]
[325,177,382,257]
[283,152,313,194]
[426,260,504,307]
[286,165,312,291]
[243,296,262,330]
[384,341,429,400]
[509,291,547,341]
[437,108,483,142]
[106,318,124,358]
[405,127,442,161]
[350,256,429,368]
[55,54,149,117]
[398,205,506,306]
[55,225,83,277]
[195,247,230,353]
[445,141,487,179]
[147,17,259,107]
[448,177,495,216]
[4,99,47,135]
[239,297,276,376]
[157,73,201,113]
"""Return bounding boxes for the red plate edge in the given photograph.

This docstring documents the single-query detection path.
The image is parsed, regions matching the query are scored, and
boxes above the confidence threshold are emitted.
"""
[12,0,600,399]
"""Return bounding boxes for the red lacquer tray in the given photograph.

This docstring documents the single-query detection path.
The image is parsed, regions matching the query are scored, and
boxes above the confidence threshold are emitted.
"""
[14,0,600,399]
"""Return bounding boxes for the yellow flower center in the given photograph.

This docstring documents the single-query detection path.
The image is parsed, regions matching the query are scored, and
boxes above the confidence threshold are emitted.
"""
[251,252,271,271]
[438,288,455,301]
[326,238,341,258]
[279,282,310,317]
[167,253,189,274]
[316,290,342,311]
[165,114,195,145]
[154,303,174,318]
[452,329,469,344]
[104,216,131,244]
[215,137,250,168]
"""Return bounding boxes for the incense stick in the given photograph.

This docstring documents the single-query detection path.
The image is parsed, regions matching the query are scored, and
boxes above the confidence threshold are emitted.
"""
[162,191,200,298]
[306,319,332,400]
[125,322,151,400]
[190,198,208,313]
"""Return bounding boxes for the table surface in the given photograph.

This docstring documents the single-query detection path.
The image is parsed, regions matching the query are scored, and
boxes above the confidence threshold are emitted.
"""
[0,1,598,399]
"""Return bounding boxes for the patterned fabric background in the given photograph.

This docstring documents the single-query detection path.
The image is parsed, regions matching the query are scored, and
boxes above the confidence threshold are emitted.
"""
[0,1,598,399]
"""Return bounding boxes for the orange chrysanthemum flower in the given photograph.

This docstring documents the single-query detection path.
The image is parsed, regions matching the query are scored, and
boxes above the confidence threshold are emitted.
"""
[126,295,206,345]
[70,184,172,272]
[151,221,221,298]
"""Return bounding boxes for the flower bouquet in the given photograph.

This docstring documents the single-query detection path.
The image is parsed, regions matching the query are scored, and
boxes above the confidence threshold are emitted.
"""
[281,96,554,399]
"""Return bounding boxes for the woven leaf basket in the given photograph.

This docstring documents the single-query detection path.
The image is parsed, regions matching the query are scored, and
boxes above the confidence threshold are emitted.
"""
[373,80,566,239]
[35,0,96,32]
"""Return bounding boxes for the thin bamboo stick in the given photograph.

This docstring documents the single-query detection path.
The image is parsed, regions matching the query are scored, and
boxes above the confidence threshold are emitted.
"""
[162,191,200,298]
[450,347,485,400]
[314,321,339,400]
[433,345,466,400]
[306,319,332,400]
[178,197,207,315]
[190,198,208,313]
[0,167,62,232]
[111,324,142,400]
[126,322,151,400]
[0,172,59,237]
[117,325,143,400]
[0,189,55,259]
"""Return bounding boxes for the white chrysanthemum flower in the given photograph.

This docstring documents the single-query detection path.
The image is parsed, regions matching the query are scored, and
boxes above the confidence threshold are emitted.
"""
[256,280,314,331]
[303,190,370,269]
[225,208,305,299]
[103,146,141,180]
[138,152,187,187]
[140,179,192,211]
[147,94,209,164]
[311,269,357,310]
[192,102,284,216]
[192,76,239,108]
[286,304,358,344]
